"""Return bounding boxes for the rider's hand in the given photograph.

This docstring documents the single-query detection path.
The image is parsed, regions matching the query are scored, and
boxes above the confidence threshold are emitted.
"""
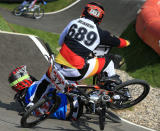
[118,38,130,48]
[125,40,130,47]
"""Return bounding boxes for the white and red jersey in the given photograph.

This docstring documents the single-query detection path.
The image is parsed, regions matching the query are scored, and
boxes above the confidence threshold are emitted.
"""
[56,17,129,69]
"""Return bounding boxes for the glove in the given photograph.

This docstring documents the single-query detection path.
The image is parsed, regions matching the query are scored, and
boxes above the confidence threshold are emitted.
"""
[119,38,130,48]
[125,40,130,47]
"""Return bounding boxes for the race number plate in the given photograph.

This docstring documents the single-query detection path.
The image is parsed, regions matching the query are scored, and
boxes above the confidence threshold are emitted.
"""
[50,65,68,93]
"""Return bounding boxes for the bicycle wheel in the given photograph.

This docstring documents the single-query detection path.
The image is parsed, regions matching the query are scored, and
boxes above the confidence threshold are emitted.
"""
[33,7,44,19]
[13,6,23,16]
[111,79,150,109]
[21,93,61,128]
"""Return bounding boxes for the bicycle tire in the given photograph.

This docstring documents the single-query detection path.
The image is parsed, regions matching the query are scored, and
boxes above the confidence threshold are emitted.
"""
[33,7,44,19]
[13,6,23,16]
[21,94,61,128]
[111,79,150,109]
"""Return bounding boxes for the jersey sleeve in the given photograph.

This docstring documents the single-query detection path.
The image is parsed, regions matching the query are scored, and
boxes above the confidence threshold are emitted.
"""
[98,27,129,48]
[58,21,73,46]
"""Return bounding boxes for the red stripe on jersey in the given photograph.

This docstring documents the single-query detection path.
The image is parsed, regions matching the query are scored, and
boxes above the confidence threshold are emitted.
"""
[60,43,85,69]
[96,58,105,73]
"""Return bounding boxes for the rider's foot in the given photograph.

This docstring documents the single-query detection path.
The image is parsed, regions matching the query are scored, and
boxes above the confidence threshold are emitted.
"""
[99,74,122,91]
[102,74,122,85]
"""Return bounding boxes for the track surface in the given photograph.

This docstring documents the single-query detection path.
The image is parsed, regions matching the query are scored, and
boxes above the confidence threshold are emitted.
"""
[0,0,154,131]
[0,0,145,35]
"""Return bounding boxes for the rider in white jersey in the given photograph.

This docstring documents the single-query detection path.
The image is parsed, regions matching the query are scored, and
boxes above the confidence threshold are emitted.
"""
[55,2,130,81]
[35,1,130,118]
[8,2,130,120]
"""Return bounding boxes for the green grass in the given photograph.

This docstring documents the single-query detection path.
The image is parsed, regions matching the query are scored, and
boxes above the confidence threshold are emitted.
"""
[0,0,76,53]
[0,15,12,31]
[43,0,75,12]
[111,20,160,88]
[0,0,75,12]
[0,12,60,54]
[0,3,18,10]
[10,23,60,54]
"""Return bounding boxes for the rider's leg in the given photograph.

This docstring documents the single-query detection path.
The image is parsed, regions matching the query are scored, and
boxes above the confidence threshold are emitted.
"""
[57,57,122,84]
[102,60,122,84]
[55,57,112,79]
[19,1,29,9]
[79,57,120,81]
[55,63,81,78]
[25,73,51,109]
[55,56,121,85]
[103,60,116,77]
[28,0,37,10]
[32,74,51,103]
[41,92,82,120]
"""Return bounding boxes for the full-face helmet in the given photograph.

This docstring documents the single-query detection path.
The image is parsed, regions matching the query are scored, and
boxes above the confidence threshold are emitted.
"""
[8,65,33,93]
[81,2,105,24]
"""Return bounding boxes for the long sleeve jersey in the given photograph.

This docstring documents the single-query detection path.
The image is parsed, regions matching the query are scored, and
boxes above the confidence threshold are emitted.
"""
[56,17,129,69]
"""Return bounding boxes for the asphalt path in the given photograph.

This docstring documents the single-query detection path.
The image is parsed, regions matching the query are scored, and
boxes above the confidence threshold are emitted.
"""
[0,0,155,131]
[0,0,145,35]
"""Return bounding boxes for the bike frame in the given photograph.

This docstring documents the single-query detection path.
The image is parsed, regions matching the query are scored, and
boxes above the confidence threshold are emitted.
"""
[47,44,112,93]
[46,43,113,110]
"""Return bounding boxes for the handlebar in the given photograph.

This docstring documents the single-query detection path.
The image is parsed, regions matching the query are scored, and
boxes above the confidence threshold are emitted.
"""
[93,45,112,57]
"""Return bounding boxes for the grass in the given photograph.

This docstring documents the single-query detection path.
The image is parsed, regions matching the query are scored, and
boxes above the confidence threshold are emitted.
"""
[111,20,160,88]
[0,0,75,12]
[9,23,60,54]
[0,12,60,54]
[43,0,75,12]
[0,0,76,53]
[0,15,12,31]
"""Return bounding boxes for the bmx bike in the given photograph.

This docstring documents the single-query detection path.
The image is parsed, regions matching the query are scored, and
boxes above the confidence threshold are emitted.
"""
[20,43,150,130]
[13,1,46,19]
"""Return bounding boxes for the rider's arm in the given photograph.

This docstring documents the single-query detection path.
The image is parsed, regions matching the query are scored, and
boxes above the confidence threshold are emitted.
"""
[117,38,130,48]
[58,21,73,46]
[98,27,130,48]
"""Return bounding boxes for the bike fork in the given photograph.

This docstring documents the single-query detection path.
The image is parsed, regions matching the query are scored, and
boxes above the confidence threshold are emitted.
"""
[99,104,106,131]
